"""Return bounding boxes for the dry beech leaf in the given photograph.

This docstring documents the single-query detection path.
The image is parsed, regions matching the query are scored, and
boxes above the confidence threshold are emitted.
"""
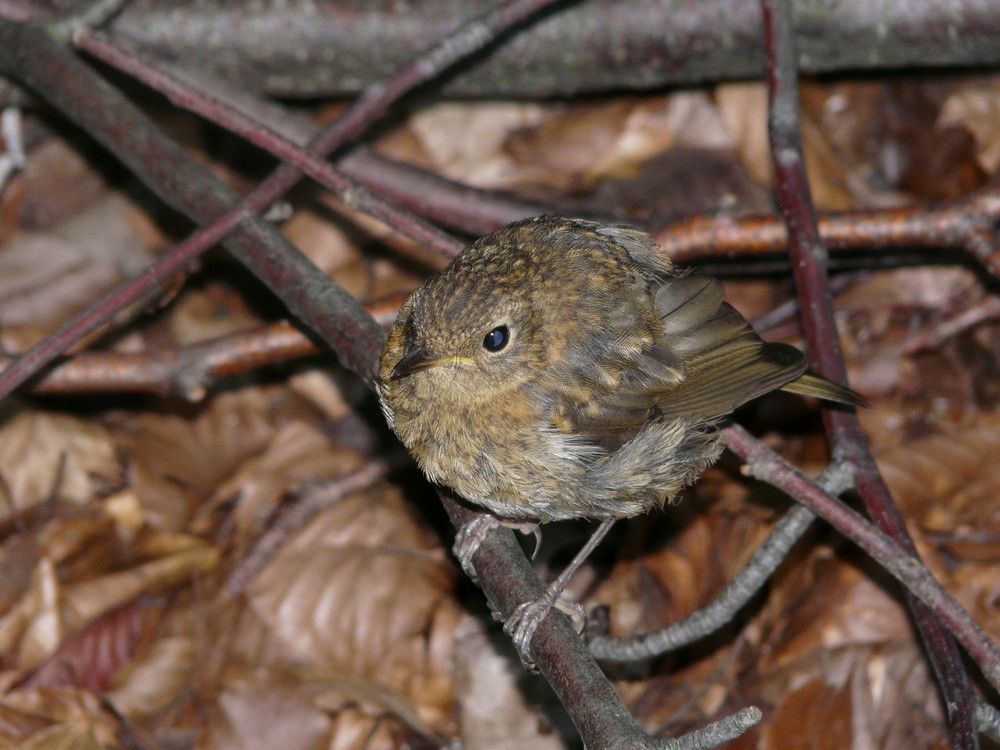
[1,544,216,672]
[37,512,114,566]
[208,420,363,542]
[0,194,160,341]
[0,701,53,745]
[167,280,265,346]
[61,545,219,633]
[759,549,911,672]
[0,410,119,516]
[0,556,61,668]
[404,101,547,188]
[877,423,1000,537]
[12,136,111,231]
[0,688,120,749]
[327,706,402,750]
[715,82,771,187]
[281,207,370,288]
[0,534,40,615]
[750,645,945,750]
[594,501,772,637]
[504,94,732,190]
[107,636,200,718]
[203,670,334,750]
[247,484,459,725]
[939,85,1000,174]
[762,677,852,750]
[26,600,161,692]
[312,673,440,744]
[876,419,1000,637]
[741,540,948,750]
[288,369,353,421]
[116,388,277,531]
[835,266,985,433]
[453,617,567,750]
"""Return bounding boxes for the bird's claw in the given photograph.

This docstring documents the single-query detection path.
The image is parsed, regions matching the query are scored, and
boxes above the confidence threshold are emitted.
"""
[453,514,540,580]
[452,513,502,580]
[504,591,587,668]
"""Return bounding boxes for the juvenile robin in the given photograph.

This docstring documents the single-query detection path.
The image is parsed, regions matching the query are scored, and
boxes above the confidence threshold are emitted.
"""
[377,215,861,656]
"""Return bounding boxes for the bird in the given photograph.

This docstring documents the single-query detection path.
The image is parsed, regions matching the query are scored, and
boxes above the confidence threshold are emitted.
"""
[376,215,862,657]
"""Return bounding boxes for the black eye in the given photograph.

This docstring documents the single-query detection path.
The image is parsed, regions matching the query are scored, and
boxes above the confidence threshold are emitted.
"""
[482,325,510,352]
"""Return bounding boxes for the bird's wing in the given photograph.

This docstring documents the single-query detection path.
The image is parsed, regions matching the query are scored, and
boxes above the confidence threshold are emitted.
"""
[549,271,857,441]
[648,273,810,420]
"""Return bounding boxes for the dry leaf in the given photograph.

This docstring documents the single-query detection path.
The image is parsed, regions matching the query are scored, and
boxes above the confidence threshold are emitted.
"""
[0,194,160,342]
[115,388,277,531]
[453,617,568,750]
[404,102,546,188]
[0,686,119,748]
[247,484,459,726]
[939,84,1000,174]
[208,420,363,542]
[0,410,119,517]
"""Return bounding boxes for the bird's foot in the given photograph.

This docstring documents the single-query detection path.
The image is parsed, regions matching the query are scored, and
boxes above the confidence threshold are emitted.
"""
[504,589,586,668]
[453,513,540,580]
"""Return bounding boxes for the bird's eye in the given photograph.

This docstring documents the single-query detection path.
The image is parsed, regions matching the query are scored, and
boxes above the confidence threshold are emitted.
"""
[482,325,510,352]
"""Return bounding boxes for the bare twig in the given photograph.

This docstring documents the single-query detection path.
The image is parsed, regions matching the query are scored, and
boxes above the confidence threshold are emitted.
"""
[74,31,560,237]
[589,503,816,662]
[657,190,1000,276]
[11,297,405,399]
[225,457,401,597]
[724,424,1000,694]
[74,29,465,261]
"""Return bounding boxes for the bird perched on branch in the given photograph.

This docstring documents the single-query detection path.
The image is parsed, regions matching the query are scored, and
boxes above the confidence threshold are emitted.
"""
[377,215,862,656]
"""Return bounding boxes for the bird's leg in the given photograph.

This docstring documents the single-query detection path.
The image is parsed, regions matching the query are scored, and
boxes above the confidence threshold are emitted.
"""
[453,512,541,580]
[504,518,616,664]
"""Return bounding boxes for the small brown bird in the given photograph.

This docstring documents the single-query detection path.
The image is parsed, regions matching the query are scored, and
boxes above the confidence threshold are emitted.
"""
[378,215,860,524]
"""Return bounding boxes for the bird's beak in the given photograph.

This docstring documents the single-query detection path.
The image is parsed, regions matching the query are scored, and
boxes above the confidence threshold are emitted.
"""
[390,344,444,379]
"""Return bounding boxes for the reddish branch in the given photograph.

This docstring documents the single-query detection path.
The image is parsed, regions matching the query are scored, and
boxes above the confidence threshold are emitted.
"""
[74,30,465,262]
[761,1,979,747]
[0,19,383,396]
[723,424,1000,694]
[658,189,1000,275]
[6,296,405,398]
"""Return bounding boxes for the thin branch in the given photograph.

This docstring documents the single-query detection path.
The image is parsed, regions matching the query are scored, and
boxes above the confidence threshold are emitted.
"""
[657,190,1000,275]
[0,19,380,395]
[589,503,815,662]
[761,1,980,746]
[6,297,404,399]
[224,457,401,597]
[724,424,1000,695]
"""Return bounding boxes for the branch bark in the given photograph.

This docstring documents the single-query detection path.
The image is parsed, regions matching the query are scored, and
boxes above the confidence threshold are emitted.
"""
[94,0,1000,98]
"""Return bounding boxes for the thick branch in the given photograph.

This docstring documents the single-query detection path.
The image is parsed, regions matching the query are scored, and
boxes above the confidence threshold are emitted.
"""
[90,0,1000,99]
